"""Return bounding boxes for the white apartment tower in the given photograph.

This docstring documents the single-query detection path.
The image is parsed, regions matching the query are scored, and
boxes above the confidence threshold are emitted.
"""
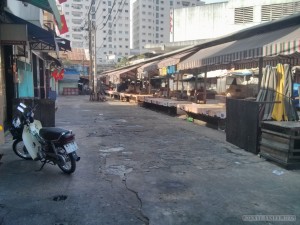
[132,0,204,52]
[94,0,131,64]
[59,0,95,49]
[58,0,130,64]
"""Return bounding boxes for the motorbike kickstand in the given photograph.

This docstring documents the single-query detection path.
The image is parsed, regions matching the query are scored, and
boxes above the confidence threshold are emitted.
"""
[36,160,47,172]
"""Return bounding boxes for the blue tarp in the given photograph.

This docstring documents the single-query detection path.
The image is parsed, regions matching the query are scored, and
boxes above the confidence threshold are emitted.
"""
[64,68,80,75]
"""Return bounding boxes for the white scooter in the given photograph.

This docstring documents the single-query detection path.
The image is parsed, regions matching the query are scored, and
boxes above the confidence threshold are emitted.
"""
[10,103,80,174]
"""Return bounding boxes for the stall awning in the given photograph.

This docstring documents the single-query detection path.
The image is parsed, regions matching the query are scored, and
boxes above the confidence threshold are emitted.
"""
[178,42,234,70]
[5,12,71,51]
[17,0,62,29]
[44,53,62,67]
[137,60,159,77]
[17,0,53,12]
[119,66,139,78]
[178,25,300,71]
[203,25,300,66]
[104,65,139,83]
[263,26,300,57]
[157,50,196,69]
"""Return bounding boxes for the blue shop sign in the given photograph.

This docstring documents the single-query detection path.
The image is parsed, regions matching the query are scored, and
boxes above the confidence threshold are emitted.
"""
[167,65,177,74]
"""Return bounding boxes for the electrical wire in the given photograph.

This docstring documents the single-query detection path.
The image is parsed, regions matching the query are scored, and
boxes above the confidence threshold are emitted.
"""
[95,0,117,30]
[96,0,127,50]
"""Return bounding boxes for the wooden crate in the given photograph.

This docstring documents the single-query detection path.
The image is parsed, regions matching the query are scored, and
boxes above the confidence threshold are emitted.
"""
[260,121,300,167]
[63,88,78,95]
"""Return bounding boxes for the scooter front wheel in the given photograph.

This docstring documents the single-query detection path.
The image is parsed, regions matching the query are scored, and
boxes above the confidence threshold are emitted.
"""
[57,147,76,174]
[12,139,32,160]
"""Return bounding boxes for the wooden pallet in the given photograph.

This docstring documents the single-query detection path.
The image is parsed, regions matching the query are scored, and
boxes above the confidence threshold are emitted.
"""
[260,121,300,168]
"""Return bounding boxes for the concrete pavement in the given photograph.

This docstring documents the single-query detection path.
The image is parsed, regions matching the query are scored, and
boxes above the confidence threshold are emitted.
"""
[0,95,299,225]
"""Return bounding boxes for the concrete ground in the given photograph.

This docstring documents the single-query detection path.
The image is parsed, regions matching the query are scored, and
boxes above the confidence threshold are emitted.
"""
[0,95,299,225]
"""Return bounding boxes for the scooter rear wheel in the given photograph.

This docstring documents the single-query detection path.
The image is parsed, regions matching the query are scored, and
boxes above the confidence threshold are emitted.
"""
[57,147,76,174]
[12,139,32,160]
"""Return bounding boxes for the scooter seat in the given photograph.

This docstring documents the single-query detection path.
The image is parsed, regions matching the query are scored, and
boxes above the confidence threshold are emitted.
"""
[39,127,70,141]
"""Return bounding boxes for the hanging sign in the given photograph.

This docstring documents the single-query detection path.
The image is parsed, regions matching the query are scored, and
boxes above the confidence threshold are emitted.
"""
[0,24,28,45]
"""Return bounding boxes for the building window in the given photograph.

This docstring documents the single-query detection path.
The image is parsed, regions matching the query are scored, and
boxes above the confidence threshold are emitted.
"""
[234,7,254,24]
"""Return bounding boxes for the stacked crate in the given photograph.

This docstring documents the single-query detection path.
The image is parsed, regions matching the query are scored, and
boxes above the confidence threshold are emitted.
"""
[63,88,78,95]
[260,121,300,167]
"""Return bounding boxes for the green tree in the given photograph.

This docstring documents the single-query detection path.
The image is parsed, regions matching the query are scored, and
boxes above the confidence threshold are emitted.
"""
[115,57,129,68]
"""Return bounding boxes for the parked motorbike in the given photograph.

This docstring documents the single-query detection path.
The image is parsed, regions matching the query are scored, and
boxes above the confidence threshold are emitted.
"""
[10,103,80,174]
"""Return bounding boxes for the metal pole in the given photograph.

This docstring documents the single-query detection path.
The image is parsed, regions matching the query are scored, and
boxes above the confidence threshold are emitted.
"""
[258,57,263,92]
[93,28,97,94]
[204,66,207,104]
[88,14,93,92]
[194,71,198,103]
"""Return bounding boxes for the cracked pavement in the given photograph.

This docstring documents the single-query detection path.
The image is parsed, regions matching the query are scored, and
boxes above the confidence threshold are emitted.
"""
[1,95,300,225]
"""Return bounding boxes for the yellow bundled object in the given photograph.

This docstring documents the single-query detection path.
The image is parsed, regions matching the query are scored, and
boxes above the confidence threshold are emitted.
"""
[272,64,287,121]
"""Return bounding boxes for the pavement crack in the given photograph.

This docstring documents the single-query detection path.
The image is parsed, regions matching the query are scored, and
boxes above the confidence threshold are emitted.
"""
[123,174,150,225]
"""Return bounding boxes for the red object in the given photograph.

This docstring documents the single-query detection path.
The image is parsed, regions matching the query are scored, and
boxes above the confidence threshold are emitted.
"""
[57,14,69,35]
[51,69,58,80]
[58,68,65,80]
[58,0,67,4]
[51,68,64,81]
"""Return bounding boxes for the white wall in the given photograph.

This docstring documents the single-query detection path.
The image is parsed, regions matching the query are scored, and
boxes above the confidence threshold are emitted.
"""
[172,0,300,42]
[173,2,229,42]
[7,0,42,27]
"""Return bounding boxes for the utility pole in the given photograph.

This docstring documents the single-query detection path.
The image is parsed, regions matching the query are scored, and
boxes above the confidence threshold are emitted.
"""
[88,0,98,96]
[88,11,93,93]
[93,25,97,94]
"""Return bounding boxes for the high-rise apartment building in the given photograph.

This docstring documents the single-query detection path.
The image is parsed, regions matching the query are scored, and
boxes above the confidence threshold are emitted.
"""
[58,0,94,49]
[94,0,131,64]
[58,0,130,65]
[131,0,204,52]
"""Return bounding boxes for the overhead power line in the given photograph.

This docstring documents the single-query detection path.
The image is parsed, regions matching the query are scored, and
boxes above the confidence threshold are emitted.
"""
[96,0,127,50]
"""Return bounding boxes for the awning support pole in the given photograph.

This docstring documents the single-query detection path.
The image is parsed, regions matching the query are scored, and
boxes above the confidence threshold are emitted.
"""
[194,70,198,103]
[181,73,184,98]
[204,66,207,104]
[148,74,151,94]
[167,77,170,98]
[258,57,263,92]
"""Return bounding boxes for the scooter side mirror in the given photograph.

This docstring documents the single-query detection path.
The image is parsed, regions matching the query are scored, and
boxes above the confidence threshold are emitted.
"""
[17,106,24,113]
